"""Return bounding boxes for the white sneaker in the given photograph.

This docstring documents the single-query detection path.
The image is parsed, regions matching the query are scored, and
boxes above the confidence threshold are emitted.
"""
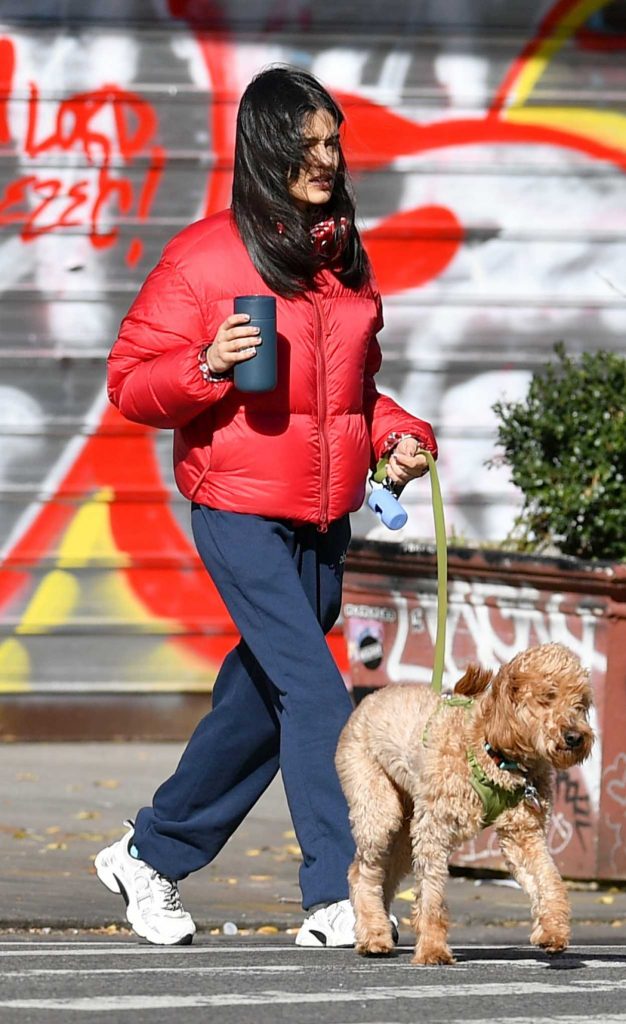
[295,899,356,947]
[295,900,400,948]
[94,821,196,945]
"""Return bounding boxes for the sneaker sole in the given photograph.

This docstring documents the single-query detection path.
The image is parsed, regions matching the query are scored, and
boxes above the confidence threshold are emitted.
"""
[296,939,355,948]
[94,850,195,947]
[128,916,195,946]
[294,918,398,949]
[294,930,355,948]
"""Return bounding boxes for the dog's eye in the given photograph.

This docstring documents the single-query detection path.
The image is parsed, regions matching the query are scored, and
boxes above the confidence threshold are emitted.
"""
[539,687,557,705]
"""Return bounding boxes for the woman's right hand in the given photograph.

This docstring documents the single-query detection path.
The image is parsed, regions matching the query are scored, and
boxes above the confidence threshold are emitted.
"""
[205,314,262,375]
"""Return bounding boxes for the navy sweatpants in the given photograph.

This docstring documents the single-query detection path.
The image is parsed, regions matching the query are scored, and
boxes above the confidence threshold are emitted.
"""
[133,505,356,910]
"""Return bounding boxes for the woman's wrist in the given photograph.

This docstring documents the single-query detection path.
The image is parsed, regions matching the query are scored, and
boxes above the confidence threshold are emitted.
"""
[198,346,232,383]
[382,432,418,457]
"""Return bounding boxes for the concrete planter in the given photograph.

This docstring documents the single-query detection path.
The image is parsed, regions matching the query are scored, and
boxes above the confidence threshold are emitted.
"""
[342,540,626,881]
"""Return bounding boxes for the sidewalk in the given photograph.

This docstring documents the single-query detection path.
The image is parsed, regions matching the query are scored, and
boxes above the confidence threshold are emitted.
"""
[1,742,625,944]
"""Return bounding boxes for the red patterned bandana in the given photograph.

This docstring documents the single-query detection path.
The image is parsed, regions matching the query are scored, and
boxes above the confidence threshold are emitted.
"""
[310,216,350,260]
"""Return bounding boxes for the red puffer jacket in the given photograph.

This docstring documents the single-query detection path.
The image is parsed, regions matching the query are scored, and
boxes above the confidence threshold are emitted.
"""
[107,210,437,528]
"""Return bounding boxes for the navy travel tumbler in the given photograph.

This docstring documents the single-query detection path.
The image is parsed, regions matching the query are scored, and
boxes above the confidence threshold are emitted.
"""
[233,295,277,393]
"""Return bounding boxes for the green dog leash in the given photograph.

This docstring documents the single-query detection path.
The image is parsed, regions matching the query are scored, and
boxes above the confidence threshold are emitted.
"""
[372,449,447,694]
[419,450,447,694]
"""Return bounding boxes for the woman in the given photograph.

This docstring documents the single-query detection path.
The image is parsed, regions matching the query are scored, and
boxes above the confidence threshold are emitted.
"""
[95,65,437,948]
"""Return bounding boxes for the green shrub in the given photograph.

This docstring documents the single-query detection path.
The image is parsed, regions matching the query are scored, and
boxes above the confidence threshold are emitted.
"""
[491,342,626,561]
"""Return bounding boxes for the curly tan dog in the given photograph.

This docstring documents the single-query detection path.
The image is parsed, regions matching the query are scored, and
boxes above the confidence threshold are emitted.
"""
[335,642,594,965]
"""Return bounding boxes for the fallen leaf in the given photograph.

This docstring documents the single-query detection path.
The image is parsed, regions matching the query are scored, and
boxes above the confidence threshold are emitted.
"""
[396,888,415,902]
[256,925,278,934]
[15,772,38,783]
[75,810,101,821]
[94,779,120,790]
[598,895,615,905]
[44,842,68,851]
[249,874,272,882]
[45,826,61,835]
[282,830,296,840]
[284,844,301,856]
[245,848,261,857]
[227,878,238,885]
[87,925,131,936]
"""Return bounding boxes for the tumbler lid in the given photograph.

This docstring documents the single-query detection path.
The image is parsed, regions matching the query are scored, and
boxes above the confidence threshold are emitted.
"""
[234,295,276,316]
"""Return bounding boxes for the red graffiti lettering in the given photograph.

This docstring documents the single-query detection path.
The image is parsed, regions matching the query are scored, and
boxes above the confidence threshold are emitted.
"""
[0,37,15,143]
[0,38,165,265]
[0,163,166,252]
[24,81,158,163]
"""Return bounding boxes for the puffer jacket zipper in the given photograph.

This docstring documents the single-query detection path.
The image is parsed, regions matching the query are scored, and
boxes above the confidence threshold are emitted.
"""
[311,292,329,531]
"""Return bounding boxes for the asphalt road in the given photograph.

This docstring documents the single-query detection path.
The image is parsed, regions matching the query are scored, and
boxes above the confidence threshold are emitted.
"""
[3,743,626,942]
[3,741,626,1024]
[1,937,626,1024]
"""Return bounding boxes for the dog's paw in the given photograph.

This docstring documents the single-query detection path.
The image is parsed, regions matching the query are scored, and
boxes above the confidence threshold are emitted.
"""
[356,939,396,957]
[530,924,569,954]
[412,942,455,966]
[356,930,395,957]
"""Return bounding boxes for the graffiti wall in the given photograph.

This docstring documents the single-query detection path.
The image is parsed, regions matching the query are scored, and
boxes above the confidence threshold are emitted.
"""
[0,0,625,697]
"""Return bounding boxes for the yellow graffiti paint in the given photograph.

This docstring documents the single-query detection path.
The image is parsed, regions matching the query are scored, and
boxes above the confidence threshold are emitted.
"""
[3,488,213,692]
[56,489,129,569]
[15,569,80,635]
[58,492,171,628]
[507,0,608,108]
[0,638,31,692]
[506,106,626,153]
[128,640,216,692]
[93,572,174,631]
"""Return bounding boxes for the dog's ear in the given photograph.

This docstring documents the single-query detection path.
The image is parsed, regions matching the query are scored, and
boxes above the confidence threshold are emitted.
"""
[454,665,493,696]
[499,665,525,704]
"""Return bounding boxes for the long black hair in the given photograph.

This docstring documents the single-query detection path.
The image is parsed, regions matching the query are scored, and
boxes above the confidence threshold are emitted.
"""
[231,65,370,297]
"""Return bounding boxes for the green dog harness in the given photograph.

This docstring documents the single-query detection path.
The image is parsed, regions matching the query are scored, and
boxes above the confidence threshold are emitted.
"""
[466,749,526,827]
[422,696,531,829]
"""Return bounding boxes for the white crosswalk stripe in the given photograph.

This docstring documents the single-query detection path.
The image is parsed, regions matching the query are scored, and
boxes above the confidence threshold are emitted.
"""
[1,941,624,1019]
[335,1019,626,1024]
[2,977,626,1011]
[1,965,304,977]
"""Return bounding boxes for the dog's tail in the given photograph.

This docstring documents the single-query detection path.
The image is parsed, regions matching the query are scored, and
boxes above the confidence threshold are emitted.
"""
[454,664,493,696]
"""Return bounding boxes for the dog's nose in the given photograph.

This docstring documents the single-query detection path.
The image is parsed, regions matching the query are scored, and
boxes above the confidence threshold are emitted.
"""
[564,731,583,749]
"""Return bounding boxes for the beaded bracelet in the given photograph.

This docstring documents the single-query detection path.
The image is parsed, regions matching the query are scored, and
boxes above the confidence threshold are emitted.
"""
[381,432,418,457]
[198,347,232,384]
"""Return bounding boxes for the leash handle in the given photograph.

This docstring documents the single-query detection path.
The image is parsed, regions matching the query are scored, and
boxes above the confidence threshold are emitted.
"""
[370,448,448,693]
[417,450,447,694]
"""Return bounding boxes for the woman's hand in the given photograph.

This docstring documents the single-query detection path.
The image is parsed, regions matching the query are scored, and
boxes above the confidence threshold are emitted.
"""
[205,314,262,375]
[386,437,429,487]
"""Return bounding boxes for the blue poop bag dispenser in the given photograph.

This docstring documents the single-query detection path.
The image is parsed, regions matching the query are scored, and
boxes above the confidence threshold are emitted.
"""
[367,456,408,530]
